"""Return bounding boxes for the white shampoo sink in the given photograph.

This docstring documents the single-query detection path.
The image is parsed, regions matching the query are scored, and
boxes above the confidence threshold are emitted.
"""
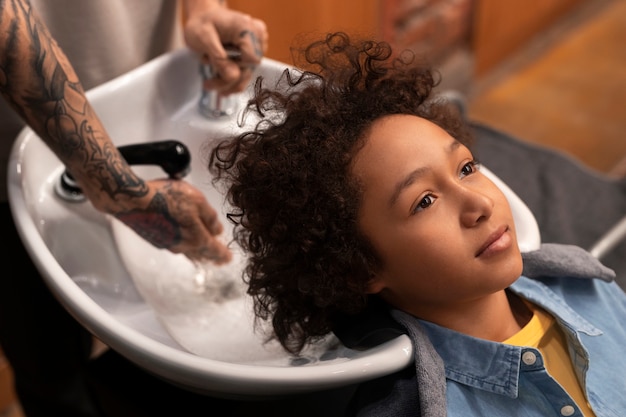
[8,48,540,397]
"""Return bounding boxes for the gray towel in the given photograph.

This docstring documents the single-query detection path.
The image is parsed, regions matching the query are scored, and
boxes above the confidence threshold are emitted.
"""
[391,309,447,417]
[522,243,615,281]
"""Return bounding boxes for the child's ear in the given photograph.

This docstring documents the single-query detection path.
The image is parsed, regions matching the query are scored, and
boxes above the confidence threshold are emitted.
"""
[366,274,386,294]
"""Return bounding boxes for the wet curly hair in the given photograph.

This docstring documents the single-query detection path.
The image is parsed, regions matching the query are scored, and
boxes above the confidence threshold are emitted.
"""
[209,32,473,355]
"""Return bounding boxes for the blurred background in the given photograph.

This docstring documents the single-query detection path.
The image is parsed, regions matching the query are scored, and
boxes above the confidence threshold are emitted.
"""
[231,0,626,176]
[2,0,624,415]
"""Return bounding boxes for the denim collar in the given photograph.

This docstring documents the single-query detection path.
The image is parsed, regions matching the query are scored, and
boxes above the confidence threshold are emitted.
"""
[415,276,602,398]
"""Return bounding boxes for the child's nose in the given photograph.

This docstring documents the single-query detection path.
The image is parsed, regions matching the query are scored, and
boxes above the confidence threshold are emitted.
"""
[459,185,494,228]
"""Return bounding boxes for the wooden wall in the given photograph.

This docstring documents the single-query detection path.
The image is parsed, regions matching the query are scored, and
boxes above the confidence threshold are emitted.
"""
[472,0,585,76]
[229,0,587,79]
[228,0,381,65]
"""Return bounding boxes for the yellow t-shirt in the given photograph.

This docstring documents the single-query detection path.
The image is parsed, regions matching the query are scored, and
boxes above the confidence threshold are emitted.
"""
[504,302,596,416]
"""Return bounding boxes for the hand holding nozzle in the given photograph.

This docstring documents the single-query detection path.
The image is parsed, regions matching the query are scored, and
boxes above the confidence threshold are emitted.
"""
[182,4,268,95]
[200,47,243,79]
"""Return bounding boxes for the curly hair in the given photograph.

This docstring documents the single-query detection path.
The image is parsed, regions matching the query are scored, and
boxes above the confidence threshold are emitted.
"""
[209,32,473,355]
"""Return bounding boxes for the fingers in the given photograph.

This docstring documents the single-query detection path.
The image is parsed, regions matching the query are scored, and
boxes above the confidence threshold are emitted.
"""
[202,65,255,95]
[199,198,224,236]
[237,17,268,64]
[202,18,265,94]
[178,184,233,264]
[179,232,233,265]
[138,179,233,264]
[190,235,233,265]
[184,8,268,94]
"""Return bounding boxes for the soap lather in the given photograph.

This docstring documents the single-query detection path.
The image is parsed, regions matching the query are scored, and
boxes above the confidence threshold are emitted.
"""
[199,46,243,118]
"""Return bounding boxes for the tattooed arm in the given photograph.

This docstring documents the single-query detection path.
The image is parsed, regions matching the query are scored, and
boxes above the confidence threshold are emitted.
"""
[182,0,268,95]
[0,0,231,262]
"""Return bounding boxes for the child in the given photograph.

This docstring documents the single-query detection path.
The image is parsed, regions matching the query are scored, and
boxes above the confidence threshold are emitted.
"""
[209,32,626,416]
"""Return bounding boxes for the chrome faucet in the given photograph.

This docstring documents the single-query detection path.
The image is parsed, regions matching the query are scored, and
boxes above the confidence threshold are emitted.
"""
[198,47,242,119]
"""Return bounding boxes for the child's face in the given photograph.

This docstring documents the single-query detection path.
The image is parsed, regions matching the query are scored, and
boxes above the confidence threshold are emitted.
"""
[353,114,523,319]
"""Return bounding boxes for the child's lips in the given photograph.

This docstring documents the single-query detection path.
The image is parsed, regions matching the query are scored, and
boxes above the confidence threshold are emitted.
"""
[476,225,511,258]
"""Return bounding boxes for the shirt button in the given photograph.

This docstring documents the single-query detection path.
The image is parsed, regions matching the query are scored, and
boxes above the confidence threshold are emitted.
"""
[522,351,537,365]
[560,405,575,416]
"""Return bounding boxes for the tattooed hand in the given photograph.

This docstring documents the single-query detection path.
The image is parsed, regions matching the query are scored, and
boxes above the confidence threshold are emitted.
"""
[115,179,232,264]
[182,0,269,95]
[1,0,232,263]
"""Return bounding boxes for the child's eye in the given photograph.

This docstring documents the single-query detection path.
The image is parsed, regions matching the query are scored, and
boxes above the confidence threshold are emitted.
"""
[460,160,480,178]
[411,194,436,214]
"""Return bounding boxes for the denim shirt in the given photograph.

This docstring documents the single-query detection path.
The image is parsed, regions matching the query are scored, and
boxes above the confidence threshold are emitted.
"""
[419,276,626,416]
